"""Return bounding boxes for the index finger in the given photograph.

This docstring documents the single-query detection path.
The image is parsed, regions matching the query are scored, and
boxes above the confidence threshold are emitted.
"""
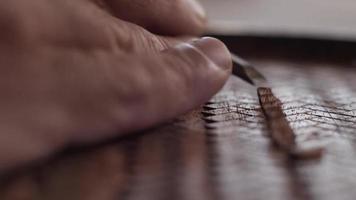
[101,0,206,36]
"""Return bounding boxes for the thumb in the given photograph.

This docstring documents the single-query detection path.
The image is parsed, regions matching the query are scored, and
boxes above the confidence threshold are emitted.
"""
[115,37,232,134]
[43,38,232,151]
[61,38,232,145]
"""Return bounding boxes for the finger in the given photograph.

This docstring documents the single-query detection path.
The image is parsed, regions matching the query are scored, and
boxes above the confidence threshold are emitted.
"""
[40,38,231,155]
[105,37,232,137]
[101,0,206,36]
[66,37,231,144]
[52,37,231,148]
[109,17,196,53]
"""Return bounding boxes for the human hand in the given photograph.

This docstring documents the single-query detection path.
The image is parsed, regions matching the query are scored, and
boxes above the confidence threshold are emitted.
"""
[0,0,232,170]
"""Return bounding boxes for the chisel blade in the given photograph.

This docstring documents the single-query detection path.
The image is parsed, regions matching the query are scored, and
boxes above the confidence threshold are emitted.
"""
[231,53,268,87]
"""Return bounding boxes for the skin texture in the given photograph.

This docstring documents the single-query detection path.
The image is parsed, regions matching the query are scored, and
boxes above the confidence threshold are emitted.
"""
[0,0,232,171]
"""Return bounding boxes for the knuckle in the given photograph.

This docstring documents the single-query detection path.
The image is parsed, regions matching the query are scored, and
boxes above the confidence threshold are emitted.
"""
[130,28,168,52]
[111,20,168,53]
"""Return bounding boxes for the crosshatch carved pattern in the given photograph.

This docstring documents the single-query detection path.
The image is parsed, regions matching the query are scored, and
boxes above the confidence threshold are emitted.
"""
[206,61,356,140]
[202,60,356,200]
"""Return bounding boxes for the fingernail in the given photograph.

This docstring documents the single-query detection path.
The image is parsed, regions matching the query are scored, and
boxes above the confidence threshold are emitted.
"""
[190,37,232,70]
[185,0,206,21]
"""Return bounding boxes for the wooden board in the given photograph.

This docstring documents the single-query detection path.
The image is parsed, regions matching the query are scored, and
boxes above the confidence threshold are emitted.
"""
[1,37,356,200]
